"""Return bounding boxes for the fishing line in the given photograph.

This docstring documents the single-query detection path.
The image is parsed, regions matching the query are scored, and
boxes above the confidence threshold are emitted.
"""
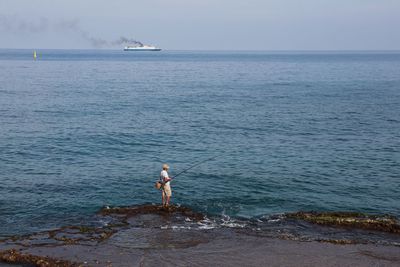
[172,155,219,179]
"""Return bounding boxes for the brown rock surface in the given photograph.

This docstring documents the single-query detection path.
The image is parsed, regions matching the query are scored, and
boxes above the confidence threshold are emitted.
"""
[1,205,399,267]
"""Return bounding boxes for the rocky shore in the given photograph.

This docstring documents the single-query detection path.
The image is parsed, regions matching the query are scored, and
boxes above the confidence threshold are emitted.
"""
[1,205,399,267]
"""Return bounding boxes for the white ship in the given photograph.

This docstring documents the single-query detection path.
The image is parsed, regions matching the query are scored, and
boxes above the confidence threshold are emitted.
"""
[124,45,161,51]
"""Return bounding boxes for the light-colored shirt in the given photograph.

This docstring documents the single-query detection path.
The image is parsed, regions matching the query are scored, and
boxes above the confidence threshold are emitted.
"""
[160,170,170,184]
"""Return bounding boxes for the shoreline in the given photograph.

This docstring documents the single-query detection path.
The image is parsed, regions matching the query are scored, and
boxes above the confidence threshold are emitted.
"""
[1,204,399,266]
[1,234,400,267]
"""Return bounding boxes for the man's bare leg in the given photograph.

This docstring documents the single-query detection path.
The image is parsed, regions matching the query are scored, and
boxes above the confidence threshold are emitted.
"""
[162,191,166,207]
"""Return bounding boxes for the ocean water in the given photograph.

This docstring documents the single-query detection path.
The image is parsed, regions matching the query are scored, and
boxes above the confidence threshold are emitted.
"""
[0,49,399,238]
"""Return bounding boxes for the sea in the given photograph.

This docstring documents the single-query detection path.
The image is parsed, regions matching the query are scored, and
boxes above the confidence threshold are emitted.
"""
[0,49,399,240]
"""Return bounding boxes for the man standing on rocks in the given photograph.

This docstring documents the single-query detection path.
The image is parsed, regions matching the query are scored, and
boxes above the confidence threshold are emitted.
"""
[160,164,172,207]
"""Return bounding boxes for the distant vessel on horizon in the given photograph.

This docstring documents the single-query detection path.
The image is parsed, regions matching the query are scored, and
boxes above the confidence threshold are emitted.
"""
[124,44,161,51]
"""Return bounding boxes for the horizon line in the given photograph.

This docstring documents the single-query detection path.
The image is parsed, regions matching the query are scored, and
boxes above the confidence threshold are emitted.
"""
[1,48,400,52]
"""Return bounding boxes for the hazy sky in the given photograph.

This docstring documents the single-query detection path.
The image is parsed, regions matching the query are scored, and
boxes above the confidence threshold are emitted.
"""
[0,0,399,50]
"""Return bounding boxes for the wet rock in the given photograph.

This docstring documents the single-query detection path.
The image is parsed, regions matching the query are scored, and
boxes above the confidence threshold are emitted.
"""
[0,249,80,267]
[287,211,400,233]
[98,204,205,221]
[1,205,400,266]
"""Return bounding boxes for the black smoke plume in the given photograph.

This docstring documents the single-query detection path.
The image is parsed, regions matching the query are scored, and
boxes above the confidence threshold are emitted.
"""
[0,14,143,48]
[112,37,143,46]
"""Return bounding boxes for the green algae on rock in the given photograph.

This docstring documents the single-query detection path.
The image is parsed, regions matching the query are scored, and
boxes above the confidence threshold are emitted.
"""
[0,249,81,267]
[287,211,400,234]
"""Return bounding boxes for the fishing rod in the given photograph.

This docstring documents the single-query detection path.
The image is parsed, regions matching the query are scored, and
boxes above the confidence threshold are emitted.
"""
[171,155,219,179]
